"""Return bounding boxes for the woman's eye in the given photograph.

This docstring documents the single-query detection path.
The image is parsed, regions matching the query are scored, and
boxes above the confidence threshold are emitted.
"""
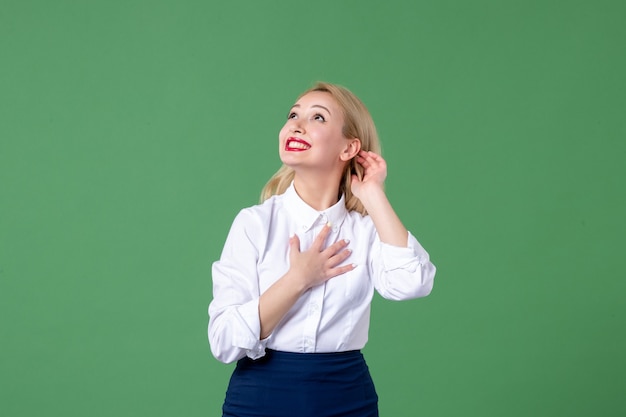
[287,112,297,119]
[313,114,326,122]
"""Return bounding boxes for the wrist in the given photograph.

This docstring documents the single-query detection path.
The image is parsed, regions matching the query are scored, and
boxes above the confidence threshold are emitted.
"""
[282,270,310,295]
[356,185,387,209]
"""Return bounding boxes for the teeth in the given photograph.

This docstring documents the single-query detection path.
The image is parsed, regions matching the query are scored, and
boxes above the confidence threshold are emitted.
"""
[288,140,310,149]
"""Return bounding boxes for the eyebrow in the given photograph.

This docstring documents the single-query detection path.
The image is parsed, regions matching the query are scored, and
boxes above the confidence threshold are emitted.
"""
[291,104,332,115]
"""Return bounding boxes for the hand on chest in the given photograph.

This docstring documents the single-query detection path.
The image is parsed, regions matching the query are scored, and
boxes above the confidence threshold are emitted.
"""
[257,217,372,303]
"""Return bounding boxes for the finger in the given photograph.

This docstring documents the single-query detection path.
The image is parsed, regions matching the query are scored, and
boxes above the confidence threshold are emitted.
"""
[327,248,353,267]
[363,150,381,158]
[289,234,301,254]
[323,238,350,257]
[359,153,379,167]
[312,223,332,251]
[356,155,368,165]
[326,263,356,279]
[363,152,382,166]
[370,153,386,167]
[360,155,386,174]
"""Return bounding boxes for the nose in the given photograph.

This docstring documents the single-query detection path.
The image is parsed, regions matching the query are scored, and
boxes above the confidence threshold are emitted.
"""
[290,118,305,134]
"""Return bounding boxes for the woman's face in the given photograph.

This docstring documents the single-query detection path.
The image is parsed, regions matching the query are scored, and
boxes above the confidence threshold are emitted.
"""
[279,91,354,172]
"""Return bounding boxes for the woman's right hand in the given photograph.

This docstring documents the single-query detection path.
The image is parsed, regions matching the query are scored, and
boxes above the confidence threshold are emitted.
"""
[258,224,354,339]
[287,224,355,291]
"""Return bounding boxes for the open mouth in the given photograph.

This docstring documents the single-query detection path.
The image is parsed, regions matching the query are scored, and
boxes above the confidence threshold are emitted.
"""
[285,137,311,151]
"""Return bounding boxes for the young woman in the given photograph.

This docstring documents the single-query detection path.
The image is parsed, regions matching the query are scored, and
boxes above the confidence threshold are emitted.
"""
[208,82,436,417]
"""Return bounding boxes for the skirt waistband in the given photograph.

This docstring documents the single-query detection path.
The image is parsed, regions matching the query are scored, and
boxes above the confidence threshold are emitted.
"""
[237,349,365,373]
[263,348,362,360]
[225,349,378,416]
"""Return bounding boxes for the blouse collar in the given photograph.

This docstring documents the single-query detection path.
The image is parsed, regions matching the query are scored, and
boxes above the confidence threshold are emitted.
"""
[283,182,348,233]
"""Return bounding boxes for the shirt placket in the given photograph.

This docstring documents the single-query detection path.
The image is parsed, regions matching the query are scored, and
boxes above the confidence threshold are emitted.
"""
[300,213,333,352]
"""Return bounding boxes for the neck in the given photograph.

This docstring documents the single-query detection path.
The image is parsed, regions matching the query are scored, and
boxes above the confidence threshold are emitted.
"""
[293,172,342,211]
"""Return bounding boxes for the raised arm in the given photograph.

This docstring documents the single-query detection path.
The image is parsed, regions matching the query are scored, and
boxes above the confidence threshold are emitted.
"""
[351,150,408,247]
[351,150,436,300]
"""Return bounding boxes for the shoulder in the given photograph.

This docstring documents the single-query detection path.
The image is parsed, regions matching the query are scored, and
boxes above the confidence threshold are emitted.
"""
[229,193,285,234]
[237,194,283,221]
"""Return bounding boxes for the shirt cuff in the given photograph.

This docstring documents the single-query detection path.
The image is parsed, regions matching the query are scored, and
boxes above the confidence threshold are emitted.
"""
[233,298,268,360]
[379,231,427,272]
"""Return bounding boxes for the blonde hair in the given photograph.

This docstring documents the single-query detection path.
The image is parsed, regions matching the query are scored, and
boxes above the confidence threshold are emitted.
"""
[260,82,381,215]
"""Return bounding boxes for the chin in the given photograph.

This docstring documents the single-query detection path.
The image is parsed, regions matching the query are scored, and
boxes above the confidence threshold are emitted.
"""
[279,151,302,166]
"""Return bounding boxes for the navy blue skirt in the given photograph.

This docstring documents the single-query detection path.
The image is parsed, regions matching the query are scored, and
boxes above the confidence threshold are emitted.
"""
[222,349,378,417]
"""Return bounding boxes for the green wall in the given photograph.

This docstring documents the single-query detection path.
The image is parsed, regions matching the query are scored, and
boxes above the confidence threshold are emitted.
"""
[1,1,624,416]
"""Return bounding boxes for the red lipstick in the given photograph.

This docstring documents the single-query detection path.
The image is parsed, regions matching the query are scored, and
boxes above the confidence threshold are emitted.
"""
[285,137,311,151]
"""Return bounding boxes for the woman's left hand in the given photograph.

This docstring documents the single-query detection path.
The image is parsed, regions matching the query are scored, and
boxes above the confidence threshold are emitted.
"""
[350,150,387,199]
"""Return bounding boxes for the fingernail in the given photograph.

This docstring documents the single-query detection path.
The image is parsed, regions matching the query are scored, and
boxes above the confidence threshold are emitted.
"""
[326,222,332,228]
[344,239,350,244]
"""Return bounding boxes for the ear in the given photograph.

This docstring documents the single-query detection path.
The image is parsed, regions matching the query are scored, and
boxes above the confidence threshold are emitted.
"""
[339,138,361,162]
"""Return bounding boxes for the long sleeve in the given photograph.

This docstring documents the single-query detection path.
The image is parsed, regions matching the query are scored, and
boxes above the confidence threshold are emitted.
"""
[371,230,436,300]
[208,210,268,364]
[208,184,435,361]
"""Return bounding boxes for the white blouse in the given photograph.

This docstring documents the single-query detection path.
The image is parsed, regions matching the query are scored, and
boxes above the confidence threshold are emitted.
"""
[208,183,436,364]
